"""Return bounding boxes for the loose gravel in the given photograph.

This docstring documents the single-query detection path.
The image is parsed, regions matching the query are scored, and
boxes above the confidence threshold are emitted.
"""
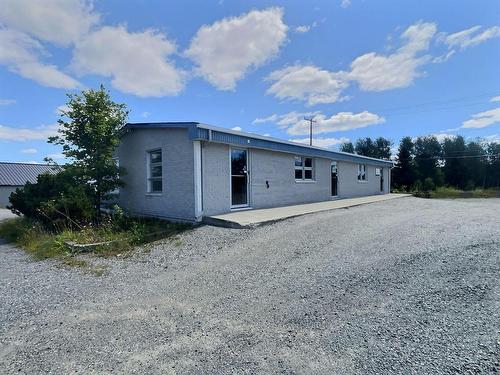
[0,197,499,374]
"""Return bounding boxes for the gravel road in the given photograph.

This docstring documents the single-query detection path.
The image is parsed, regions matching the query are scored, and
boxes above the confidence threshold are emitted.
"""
[1,197,499,374]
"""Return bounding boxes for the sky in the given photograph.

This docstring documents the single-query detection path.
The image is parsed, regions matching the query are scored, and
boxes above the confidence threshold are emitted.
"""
[0,0,499,163]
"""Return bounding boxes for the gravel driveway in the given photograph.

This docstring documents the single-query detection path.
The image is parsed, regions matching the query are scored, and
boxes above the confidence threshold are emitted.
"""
[0,197,499,374]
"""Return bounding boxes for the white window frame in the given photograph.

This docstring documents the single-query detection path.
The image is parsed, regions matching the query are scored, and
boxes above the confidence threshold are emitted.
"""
[357,164,367,182]
[147,148,163,194]
[375,168,381,176]
[294,156,314,182]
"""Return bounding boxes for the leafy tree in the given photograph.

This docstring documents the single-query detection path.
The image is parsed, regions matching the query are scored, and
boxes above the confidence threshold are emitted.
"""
[374,137,392,159]
[464,140,487,189]
[340,142,355,153]
[48,85,128,222]
[442,136,467,188]
[392,136,415,190]
[354,137,392,159]
[355,138,376,157]
[414,136,443,186]
[485,142,500,188]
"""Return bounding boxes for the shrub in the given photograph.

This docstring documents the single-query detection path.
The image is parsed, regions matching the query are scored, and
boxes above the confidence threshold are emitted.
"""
[464,180,475,191]
[9,169,96,229]
[423,177,435,192]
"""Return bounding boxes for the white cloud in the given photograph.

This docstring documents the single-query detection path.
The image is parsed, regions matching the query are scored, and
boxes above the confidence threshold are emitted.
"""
[295,25,310,33]
[231,126,242,131]
[0,99,16,106]
[21,148,37,154]
[340,0,351,8]
[0,123,59,141]
[266,65,349,105]
[289,136,350,148]
[0,28,81,88]
[461,107,500,129]
[490,96,500,103]
[45,153,65,160]
[185,8,288,90]
[442,25,500,51]
[0,0,99,47]
[349,21,437,91]
[141,111,150,118]
[256,110,385,135]
[72,26,185,97]
[253,114,279,124]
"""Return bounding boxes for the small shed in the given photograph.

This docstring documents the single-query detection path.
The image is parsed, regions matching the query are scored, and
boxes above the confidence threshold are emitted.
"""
[0,162,58,207]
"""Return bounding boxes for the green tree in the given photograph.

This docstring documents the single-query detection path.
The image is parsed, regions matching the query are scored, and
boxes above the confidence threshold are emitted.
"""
[374,137,392,159]
[485,142,500,188]
[442,136,467,188]
[340,142,355,153]
[48,85,128,222]
[392,136,415,190]
[464,140,487,189]
[355,138,376,157]
[414,136,442,186]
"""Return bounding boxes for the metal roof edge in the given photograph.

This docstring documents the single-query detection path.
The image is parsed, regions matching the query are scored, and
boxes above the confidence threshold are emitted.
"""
[196,123,393,166]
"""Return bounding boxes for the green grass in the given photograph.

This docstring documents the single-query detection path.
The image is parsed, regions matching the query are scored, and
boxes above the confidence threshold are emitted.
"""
[0,216,191,273]
[413,187,500,199]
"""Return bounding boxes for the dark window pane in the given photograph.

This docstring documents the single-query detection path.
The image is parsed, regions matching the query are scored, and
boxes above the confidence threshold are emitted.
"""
[304,158,312,167]
[151,165,162,177]
[304,170,312,179]
[231,176,247,205]
[295,169,303,179]
[151,180,162,192]
[231,149,247,175]
[294,156,302,166]
[150,150,162,163]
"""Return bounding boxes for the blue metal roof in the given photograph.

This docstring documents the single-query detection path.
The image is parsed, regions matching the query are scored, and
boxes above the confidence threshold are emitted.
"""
[124,122,393,167]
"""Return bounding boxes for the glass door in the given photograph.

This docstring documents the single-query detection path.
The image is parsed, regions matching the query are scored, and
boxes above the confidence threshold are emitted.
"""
[331,161,338,197]
[231,148,248,207]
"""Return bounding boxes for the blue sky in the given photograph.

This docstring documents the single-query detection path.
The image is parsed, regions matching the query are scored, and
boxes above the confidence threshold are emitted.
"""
[0,0,499,162]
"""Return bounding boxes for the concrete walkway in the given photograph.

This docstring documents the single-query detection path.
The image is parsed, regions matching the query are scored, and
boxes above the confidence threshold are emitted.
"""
[205,193,411,228]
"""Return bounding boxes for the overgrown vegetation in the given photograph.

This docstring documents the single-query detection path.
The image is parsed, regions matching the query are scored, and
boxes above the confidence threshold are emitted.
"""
[0,215,190,273]
[413,187,500,199]
[3,86,191,272]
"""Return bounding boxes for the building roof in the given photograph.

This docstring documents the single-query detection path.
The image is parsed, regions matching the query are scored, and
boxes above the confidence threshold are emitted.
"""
[124,122,394,167]
[0,162,59,186]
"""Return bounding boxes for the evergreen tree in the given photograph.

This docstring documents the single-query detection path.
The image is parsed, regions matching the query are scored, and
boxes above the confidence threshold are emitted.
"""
[414,136,442,186]
[442,136,467,188]
[393,136,415,190]
[340,142,355,153]
[374,137,392,159]
[355,138,376,157]
[464,140,487,189]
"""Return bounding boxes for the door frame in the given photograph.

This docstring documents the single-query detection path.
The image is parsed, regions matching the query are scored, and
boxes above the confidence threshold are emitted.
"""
[331,161,339,198]
[229,147,250,209]
[380,167,384,193]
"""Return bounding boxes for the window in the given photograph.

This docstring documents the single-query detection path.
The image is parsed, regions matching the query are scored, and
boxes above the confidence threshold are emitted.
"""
[375,168,381,176]
[147,149,162,193]
[294,156,314,181]
[358,164,366,181]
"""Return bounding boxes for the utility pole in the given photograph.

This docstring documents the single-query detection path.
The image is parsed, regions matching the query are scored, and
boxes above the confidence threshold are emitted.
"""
[304,116,316,146]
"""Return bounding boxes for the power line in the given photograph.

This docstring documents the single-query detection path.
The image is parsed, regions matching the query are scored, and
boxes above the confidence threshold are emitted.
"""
[395,153,500,161]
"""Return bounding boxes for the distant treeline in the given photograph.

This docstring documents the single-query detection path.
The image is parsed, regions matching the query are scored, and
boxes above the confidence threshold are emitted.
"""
[340,135,500,191]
